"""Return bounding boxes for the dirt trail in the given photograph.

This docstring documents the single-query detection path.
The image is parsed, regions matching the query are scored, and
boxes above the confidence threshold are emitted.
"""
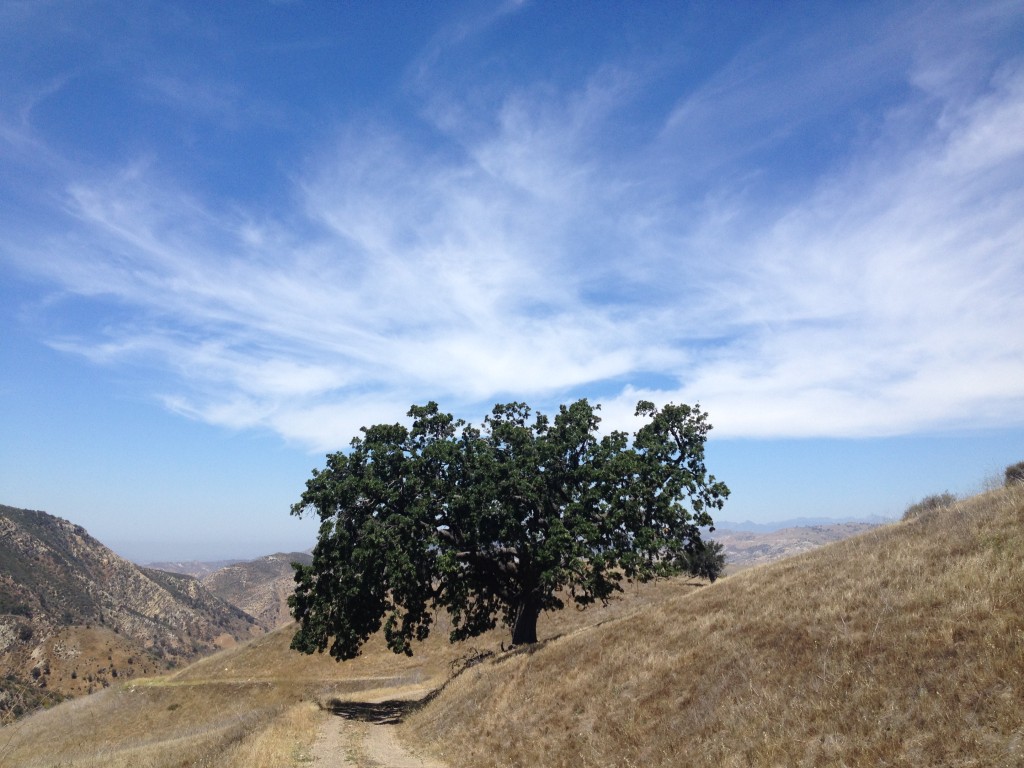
[310,712,447,768]
[309,713,354,767]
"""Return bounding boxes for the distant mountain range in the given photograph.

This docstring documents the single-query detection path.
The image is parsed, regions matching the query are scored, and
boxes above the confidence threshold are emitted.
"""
[714,514,896,532]
[712,522,887,571]
[143,554,312,628]
[144,559,246,578]
[0,504,264,719]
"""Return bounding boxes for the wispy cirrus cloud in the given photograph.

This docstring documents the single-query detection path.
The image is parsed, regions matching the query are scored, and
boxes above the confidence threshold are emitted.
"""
[3,2,1022,450]
[605,60,1024,437]
[19,127,664,445]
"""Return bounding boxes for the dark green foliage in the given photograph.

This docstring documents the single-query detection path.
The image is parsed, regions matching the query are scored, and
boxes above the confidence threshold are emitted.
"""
[902,492,958,521]
[684,539,726,582]
[290,399,729,659]
[1005,461,1024,487]
[0,596,32,618]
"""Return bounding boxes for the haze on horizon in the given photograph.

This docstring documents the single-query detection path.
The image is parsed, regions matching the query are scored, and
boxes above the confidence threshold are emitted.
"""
[1,1,1022,562]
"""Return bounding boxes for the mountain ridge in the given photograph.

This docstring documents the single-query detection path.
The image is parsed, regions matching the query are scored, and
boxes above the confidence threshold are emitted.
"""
[1,487,1019,766]
[201,551,313,629]
[0,504,260,721]
[143,559,246,578]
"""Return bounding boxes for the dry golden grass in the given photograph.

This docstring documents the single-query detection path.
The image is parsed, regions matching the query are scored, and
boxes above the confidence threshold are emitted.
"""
[403,485,1024,767]
[0,623,170,707]
[0,620,443,768]
[0,600,567,764]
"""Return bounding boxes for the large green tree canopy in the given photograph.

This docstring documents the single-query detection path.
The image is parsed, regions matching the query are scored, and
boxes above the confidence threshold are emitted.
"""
[289,399,728,660]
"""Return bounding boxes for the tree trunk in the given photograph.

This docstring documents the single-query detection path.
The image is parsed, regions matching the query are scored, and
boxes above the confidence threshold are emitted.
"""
[511,595,541,646]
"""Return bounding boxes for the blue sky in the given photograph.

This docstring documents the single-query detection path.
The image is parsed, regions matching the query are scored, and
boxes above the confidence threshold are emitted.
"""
[1,1,1022,562]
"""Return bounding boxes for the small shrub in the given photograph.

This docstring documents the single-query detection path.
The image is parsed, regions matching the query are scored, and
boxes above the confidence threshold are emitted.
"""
[1005,461,1024,487]
[4,603,33,618]
[685,539,726,582]
[903,492,957,521]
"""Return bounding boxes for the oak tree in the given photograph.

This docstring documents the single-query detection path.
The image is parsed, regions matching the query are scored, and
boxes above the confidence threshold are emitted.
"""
[289,399,728,660]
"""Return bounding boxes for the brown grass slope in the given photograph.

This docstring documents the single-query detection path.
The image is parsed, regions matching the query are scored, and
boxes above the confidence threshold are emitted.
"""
[404,485,1024,768]
[3,487,1020,767]
[0,623,417,768]
[0,611,520,767]
[0,588,497,768]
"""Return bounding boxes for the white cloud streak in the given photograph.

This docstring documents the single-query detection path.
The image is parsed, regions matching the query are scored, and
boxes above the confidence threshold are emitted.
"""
[4,3,1023,449]
[608,59,1024,437]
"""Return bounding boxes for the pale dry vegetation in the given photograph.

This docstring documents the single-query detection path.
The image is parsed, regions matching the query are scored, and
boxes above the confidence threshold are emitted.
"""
[0,626,390,767]
[0,677,313,768]
[0,619,446,768]
[403,485,1024,767]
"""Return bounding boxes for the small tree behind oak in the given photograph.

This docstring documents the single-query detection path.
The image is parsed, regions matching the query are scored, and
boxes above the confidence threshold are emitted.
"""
[289,399,729,660]
[1005,461,1024,487]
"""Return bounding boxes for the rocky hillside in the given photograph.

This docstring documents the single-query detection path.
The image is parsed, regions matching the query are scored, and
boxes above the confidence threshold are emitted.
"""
[0,504,261,720]
[202,552,312,629]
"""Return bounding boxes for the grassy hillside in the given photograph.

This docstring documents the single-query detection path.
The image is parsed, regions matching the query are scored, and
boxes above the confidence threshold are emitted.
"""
[0,614,504,767]
[403,485,1024,767]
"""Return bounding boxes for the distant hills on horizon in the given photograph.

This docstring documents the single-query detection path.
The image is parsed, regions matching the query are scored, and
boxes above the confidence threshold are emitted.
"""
[142,559,248,578]
[139,518,893,569]
[714,513,896,532]
[2,486,1020,764]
